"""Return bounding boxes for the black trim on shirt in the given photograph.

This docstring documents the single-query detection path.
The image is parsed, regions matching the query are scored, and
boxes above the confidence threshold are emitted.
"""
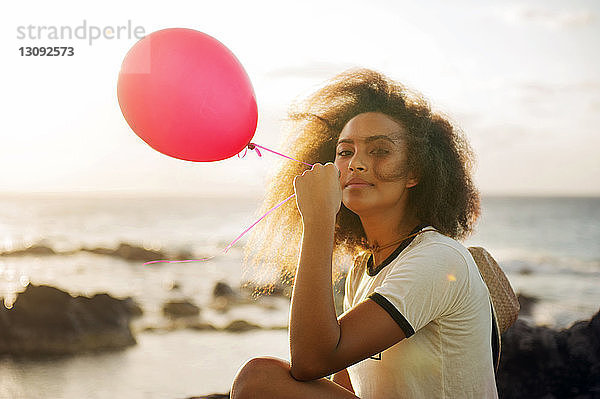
[368,292,415,338]
[366,223,431,276]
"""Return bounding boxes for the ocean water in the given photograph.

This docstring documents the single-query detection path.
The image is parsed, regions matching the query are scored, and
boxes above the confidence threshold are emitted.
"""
[0,194,599,398]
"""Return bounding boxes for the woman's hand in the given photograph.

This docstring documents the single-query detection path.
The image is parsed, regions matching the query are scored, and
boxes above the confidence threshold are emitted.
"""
[293,163,342,223]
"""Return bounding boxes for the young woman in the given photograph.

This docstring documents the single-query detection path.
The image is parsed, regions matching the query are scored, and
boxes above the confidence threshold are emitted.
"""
[231,69,498,398]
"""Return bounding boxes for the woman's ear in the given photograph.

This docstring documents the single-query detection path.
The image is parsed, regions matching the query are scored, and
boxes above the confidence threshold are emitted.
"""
[405,171,419,188]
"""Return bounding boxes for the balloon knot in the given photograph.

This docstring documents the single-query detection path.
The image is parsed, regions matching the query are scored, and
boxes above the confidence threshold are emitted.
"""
[247,142,261,157]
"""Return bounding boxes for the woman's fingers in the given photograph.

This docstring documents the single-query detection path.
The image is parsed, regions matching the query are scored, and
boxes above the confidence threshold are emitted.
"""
[294,163,342,220]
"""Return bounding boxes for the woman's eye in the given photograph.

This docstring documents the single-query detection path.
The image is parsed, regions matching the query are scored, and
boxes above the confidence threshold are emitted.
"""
[337,150,352,156]
[371,148,389,155]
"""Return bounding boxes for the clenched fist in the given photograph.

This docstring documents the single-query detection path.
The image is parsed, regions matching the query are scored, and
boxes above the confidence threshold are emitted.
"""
[293,163,342,222]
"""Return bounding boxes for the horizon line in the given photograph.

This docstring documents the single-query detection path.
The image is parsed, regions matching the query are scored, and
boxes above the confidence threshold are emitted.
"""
[0,190,599,200]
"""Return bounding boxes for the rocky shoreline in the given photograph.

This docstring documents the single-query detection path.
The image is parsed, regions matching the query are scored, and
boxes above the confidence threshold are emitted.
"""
[0,282,290,357]
[1,259,598,398]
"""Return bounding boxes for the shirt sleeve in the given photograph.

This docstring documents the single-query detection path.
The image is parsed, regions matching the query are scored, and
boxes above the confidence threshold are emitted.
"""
[368,243,468,337]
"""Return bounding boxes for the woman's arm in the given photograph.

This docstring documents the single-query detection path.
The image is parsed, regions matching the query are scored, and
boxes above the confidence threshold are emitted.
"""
[289,213,340,379]
[290,163,407,381]
[289,163,342,380]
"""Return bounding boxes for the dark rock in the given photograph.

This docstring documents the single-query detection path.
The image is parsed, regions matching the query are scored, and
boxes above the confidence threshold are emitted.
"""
[213,281,237,299]
[519,267,533,275]
[0,243,57,256]
[174,248,195,261]
[187,322,218,331]
[497,309,600,398]
[82,246,114,256]
[113,242,164,262]
[0,284,141,356]
[517,293,539,316]
[268,325,288,331]
[162,300,200,318]
[83,242,165,262]
[210,281,241,313]
[223,319,261,333]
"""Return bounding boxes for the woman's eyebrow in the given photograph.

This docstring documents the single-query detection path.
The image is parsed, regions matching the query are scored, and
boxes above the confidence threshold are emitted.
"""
[336,134,400,146]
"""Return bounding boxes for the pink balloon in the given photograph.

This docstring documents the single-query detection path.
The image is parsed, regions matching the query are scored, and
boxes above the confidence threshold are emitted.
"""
[117,28,258,162]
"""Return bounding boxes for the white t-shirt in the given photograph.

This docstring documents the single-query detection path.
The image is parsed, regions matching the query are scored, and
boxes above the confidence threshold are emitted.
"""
[342,226,499,398]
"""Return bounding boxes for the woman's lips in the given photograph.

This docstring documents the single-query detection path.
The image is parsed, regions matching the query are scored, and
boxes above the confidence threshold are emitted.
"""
[345,183,373,189]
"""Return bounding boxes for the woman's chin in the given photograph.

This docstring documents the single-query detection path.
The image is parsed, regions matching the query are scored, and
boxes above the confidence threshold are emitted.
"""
[343,197,377,215]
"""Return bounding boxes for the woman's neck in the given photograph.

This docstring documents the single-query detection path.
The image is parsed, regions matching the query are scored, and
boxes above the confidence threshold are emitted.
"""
[360,210,421,266]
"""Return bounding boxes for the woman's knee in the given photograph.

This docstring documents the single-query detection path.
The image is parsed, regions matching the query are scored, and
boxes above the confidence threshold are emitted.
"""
[237,356,289,380]
[231,356,290,398]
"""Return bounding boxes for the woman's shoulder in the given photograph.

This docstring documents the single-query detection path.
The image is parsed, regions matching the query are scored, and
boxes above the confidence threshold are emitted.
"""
[402,228,475,272]
[410,228,470,256]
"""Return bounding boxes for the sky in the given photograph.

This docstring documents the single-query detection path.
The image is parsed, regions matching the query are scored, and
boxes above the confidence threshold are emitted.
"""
[1,0,599,197]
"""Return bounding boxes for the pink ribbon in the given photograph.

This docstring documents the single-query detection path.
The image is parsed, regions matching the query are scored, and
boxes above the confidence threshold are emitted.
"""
[143,143,313,266]
[245,143,313,167]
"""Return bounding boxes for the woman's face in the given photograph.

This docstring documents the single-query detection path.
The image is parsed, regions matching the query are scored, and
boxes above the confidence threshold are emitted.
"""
[334,112,418,216]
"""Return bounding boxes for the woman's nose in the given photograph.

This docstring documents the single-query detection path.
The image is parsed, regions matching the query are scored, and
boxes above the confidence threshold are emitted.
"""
[348,154,367,171]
